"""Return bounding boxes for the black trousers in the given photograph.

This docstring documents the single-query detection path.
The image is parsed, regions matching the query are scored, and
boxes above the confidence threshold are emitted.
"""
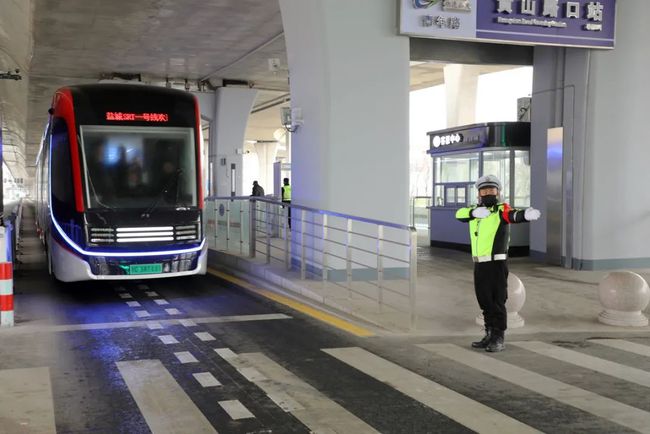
[474,260,509,332]
[282,200,291,228]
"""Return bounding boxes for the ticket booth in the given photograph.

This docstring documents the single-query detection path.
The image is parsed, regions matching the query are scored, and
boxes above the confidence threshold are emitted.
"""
[427,122,531,255]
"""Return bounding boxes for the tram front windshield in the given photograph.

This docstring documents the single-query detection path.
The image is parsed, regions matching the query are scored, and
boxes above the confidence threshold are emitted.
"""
[81,125,197,210]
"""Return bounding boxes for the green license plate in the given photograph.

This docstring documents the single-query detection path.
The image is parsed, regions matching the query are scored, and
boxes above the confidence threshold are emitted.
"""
[129,263,163,275]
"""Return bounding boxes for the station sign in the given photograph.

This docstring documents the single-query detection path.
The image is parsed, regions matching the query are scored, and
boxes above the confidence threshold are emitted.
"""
[400,0,616,49]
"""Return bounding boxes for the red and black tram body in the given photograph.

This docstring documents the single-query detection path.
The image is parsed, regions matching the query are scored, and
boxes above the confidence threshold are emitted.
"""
[35,84,207,281]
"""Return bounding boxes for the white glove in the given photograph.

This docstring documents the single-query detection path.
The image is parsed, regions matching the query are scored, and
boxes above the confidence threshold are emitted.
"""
[472,207,491,219]
[524,207,541,221]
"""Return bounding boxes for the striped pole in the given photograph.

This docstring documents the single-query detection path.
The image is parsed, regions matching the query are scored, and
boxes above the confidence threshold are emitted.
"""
[0,226,13,327]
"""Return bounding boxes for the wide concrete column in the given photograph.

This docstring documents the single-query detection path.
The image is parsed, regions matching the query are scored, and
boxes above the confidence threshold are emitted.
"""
[443,64,480,128]
[211,87,257,197]
[279,0,410,225]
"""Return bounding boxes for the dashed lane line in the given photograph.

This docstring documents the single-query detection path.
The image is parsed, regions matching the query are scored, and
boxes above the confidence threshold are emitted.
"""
[218,400,255,420]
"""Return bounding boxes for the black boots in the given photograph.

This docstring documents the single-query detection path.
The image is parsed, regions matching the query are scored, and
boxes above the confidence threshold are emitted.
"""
[471,328,492,349]
[486,330,505,352]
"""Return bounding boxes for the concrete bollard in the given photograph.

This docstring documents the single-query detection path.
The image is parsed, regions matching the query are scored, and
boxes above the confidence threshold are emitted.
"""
[475,272,526,329]
[0,226,14,327]
[598,271,649,327]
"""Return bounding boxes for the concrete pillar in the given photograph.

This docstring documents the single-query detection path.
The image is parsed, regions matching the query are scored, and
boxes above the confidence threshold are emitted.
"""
[253,141,279,196]
[211,87,257,197]
[279,0,410,225]
[531,0,650,269]
[443,64,480,128]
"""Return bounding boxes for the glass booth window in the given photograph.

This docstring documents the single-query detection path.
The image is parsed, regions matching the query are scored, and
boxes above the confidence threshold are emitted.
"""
[435,152,479,183]
[514,150,530,207]
[482,150,510,203]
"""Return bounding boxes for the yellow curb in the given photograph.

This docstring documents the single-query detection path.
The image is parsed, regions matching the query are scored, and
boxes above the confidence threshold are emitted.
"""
[208,268,374,337]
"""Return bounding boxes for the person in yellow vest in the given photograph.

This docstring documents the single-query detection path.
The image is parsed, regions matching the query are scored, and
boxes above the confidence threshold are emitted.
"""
[281,177,292,228]
[456,174,541,352]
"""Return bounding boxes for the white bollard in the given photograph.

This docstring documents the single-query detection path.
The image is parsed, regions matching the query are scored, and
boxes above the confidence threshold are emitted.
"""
[598,271,649,327]
[475,272,526,329]
[0,226,14,327]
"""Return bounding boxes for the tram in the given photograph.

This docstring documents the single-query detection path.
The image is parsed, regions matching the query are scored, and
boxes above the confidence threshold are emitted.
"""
[35,84,207,281]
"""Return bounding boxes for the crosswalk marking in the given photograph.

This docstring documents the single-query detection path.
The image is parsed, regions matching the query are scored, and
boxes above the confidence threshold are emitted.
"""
[159,335,179,345]
[194,332,215,342]
[419,343,650,434]
[220,350,379,433]
[174,351,199,364]
[218,400,255,420]
[135,310,151,318]
[193,372,222,388]
[324,347,540,434]
[154,299,170,305]
[126,301,141,307]
[165,308,181,315]
[117,360,217,434]
[115,286,126,292]
[145,291,159,297]
[0,367,56,434]
[590,339,650,357]
[179,319,197,327]
[511,341,650,388]
[119,293,133,299]
[137,284,150,290]
[214,348,237,360]
[146,321,164,330]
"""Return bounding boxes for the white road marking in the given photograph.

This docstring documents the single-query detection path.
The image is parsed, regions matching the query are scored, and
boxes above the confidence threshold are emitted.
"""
[158,335,179,345]
[0,313,292,335]
[324,347,540,434]
[511,341,650,388]
[135,310,151,318]
[174,351,199,364]
[165,308,181,315]
[146,321,164,330]
[238,367,266,382]
[226,351,379,433]
[0,367,56,434]
[420,343,650,434]
[115,286,126,292]
[214,348,238,360]
[119,293,133,299]
[179,319,197,328]
[193,372,222,388]
[145,291,159,297]
[590,339,650,358]
[154,299,170,306]
[137,284,149,290]
[117,360,216,434]
[194,332,216,342]
[126,301,141,307]
[218,400,255,420]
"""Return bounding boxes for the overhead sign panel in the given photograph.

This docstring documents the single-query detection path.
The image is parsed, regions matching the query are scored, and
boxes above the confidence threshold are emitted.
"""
[400,0,616,49]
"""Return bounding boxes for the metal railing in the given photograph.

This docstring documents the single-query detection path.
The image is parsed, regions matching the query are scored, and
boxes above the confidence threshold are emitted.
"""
[205,196,419,329]
[410,196,432,229]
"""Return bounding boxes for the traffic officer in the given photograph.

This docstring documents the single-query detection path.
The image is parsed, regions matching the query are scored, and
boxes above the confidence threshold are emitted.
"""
[281,177,291,228]
[455,174,541,352]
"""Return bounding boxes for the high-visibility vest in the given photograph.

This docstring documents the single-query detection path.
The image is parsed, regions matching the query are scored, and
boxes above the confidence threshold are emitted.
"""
[282,185,291,201]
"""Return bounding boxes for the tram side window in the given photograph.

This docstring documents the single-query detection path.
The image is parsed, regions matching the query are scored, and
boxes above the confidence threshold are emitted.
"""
[50,118,75,218]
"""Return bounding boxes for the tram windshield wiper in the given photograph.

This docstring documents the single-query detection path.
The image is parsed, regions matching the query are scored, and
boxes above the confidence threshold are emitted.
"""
[140,168,183,218]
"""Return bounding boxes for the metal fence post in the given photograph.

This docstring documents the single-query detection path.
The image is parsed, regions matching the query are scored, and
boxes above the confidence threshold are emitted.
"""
[265,201,271,264]
[409,228,418,330]
[321,214,328,282]
[300,209,306,280]
[377,225,384,311]
[214,201,219,248]
[284,204,290,270]
[249,200,256,258]
[346,218,353,296]
[226,200,231,251]
[239,203,244,255]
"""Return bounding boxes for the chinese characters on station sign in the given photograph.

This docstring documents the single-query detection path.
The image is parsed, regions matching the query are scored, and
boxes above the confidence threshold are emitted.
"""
[399,0,616,49]
[105,112,169,122]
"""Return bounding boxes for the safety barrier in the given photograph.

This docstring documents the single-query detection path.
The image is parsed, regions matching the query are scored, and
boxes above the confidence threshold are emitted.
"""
[0,226,13,327]
[205,196,419,329]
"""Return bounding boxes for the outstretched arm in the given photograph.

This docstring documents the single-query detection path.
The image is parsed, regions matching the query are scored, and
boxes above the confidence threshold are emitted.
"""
[501,203,541,224]
[455,207,475,223]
